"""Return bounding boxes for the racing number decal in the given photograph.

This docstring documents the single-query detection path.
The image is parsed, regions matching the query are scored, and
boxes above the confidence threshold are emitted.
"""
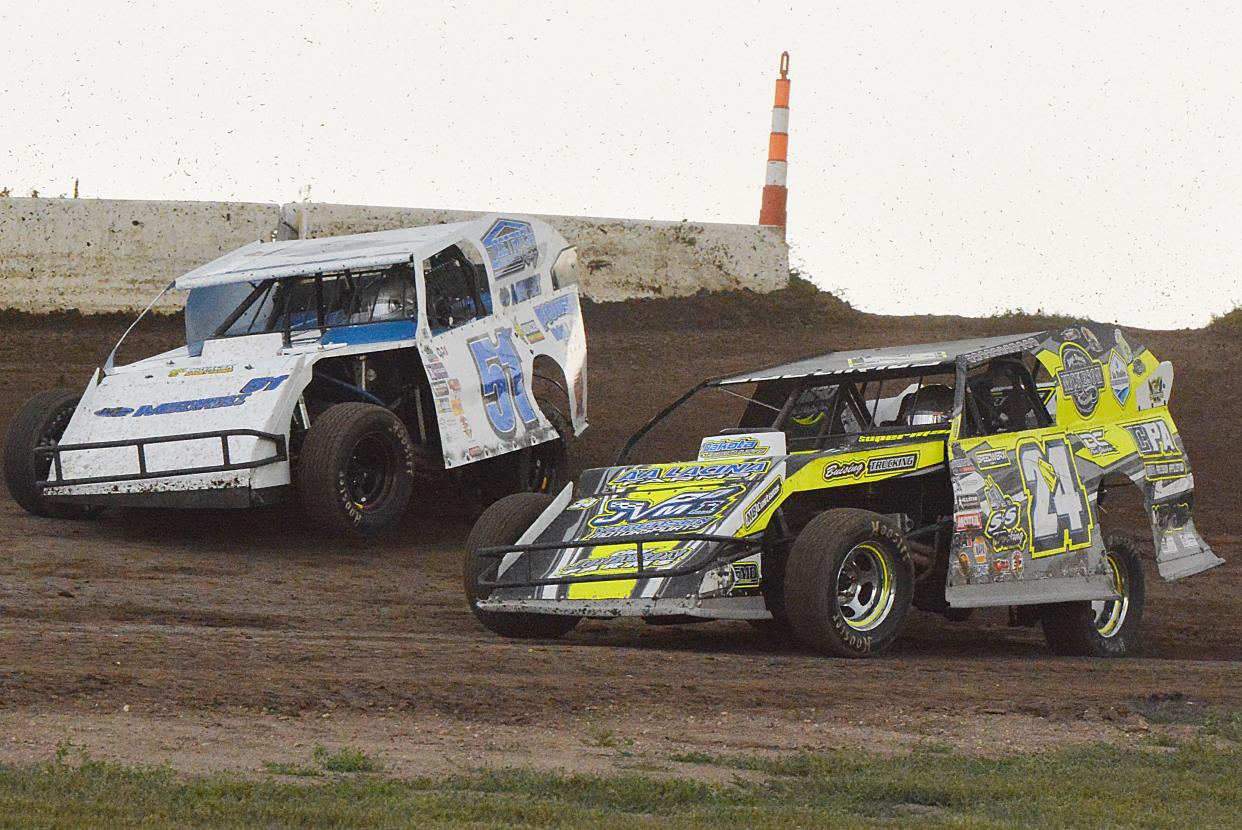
[467,328,539,438]
[1017,437,1092,557]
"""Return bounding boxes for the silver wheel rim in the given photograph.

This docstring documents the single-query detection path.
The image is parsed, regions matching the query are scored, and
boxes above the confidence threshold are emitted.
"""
[835,543,895,632]
[1091,552,1129,638]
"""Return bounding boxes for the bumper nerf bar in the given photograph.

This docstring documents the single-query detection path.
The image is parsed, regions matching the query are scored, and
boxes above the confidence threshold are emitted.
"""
[36,429,287,488]
[476,531,766,590]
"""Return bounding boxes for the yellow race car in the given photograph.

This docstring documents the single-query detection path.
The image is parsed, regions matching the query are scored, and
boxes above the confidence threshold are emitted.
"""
[464,324,1221,657]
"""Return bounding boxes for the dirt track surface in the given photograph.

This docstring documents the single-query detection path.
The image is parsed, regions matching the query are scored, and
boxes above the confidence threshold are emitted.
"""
[1,290,1239,775]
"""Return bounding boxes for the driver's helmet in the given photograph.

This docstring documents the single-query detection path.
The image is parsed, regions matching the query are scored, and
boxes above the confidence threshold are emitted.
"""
[907,384,954,425]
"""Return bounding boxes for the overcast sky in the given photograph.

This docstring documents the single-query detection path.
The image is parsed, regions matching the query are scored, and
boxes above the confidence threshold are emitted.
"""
[2,1,1239,328]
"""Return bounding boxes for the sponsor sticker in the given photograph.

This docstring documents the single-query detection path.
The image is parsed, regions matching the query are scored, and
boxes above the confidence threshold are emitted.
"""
[1076,429,1118,456]
[482,218,538,278]
[533,295,574,342]
[1058,342,1105,419]
[168,365,234,378]
[1108,351,1131,406]
[94,375,288,418]
[868,453,919,474]
[975,449,1008,469]
[743,479,782,528]
[731,561,761,587]
[612,460,770,486]
[955,512,984,531]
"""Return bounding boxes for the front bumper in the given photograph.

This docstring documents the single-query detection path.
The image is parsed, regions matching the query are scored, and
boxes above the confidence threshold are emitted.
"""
[38,428,288,509]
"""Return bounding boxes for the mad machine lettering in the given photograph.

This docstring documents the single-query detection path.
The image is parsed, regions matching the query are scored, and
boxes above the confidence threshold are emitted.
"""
[93,375,289,418]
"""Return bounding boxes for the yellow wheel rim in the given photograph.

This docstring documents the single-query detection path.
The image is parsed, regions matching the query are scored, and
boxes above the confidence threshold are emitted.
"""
[836,543,895,632]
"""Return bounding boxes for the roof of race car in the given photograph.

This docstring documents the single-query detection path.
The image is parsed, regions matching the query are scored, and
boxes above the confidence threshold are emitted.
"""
[713,332,1046,384]
[175,218,484,289]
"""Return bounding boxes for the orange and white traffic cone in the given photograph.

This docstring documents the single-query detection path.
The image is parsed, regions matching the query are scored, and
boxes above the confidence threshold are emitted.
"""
[758,51,791,235]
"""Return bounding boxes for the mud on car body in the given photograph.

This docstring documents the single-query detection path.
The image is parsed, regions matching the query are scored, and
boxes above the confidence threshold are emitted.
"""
[465,324,1221,656]
[4,215,588,536]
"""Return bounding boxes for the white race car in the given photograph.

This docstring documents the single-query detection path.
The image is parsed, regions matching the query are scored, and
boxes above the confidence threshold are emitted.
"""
[4,214,588,535]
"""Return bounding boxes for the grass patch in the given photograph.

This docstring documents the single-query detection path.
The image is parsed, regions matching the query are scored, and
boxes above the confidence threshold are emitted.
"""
[310,744,380,773]
[1203,711,1242,743]
[261,760,322,777]
[2,741,1241,828]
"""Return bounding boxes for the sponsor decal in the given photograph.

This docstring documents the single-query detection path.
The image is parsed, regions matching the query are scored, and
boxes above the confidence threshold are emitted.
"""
[993,558,1010,574]
[467,445,484,459]
[1058,342,1105,419]
[982,476,1027,552]
[730,561,761,588]
[431,381,449,397]
[567,497,599,510]
[1132,358,1147,376]
[502,274,543,306]
[743,479,782,528]
[823,459,866,482]
[533,295,573,342]
[1114,329,1134,361]
[699,436,769,459]
[1076,429,1118,456]
[956,552,971,578]
[436,399,453,415]
[962,337,1042,366]
[481,218,538,278]
[1108,351,1131,406]
[846,350,948,368]
[1145,459,1188,480]
[956,492,982,511]
[458,415,472,437]
[868,453,919,475]
[975,449,1009,469]
[856,429,948,443]
[586,485,744,539]
[1123,419,1178,457]
[556,546,693,577]
[94,375,288,418]
[1011,552,1024,573]
[949,458,976,476]
[426,360,449,380]
[168,365,234,378]
[955,512,983,531]
[1152,500,1191,531]
[612,460,770,486]
[1147,375,1167,407]
[514,318,545,344]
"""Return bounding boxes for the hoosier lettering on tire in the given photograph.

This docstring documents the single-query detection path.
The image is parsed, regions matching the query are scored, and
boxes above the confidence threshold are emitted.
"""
[783,509,915,658]
[296,403,415,537]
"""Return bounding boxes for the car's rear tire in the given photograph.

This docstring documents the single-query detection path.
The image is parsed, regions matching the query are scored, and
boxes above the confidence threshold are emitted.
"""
[783,508,914,657]
[464,491,581,639]
[296,403,414,537]
[1040,532,1145,657]
[3,389,101,519]
[477,404,572,507]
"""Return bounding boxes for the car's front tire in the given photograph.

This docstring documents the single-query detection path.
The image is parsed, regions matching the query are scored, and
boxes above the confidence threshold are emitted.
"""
[1040,531,1145,657]
[3,388,100,519]
[296,403,415,537]
[464,492,581,639]
[783,508,914,657]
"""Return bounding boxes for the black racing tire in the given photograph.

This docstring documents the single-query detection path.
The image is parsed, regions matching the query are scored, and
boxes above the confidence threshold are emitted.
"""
[295,403,414,537]
[477,404,572,507]
[464,491,581,639]
[783,508,915,658]
[3,388,100,519]
[1040,531,1145,657]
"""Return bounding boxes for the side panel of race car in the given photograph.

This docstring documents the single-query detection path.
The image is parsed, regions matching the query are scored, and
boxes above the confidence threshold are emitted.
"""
[416,218,587,469]
[945,325,1220,608]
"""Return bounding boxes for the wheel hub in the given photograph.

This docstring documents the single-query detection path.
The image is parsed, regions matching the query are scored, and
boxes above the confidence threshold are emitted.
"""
[835,543,895,632]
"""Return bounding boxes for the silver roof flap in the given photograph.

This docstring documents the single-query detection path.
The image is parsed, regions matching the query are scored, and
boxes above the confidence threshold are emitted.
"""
[716,332,1045,384]
[175,219,484,289]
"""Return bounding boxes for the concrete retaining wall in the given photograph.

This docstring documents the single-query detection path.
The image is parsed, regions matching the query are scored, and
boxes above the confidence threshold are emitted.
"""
[284,203,789,303]
[0,198,280,313]
[0,197,787,313]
